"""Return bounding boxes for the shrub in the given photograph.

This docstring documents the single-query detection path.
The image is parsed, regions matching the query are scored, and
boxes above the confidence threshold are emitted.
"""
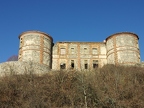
[0,65,144,107]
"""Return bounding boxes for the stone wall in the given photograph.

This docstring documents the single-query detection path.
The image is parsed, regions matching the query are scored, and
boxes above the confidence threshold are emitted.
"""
[18,31,53,68]
[106,32,140,65]
[52,42,107,70]
[0,31,141,76]
[0,61,49,77]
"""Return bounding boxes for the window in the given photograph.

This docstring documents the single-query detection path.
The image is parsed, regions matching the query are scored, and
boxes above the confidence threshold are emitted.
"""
[60,48,66,55]
[93,60,98,68]
[20,38,23,43]
[85,64,88,69]
[71,60,74,69]
[84,60,88,69]
[71,48,75,54]
[92,48,98,54]
[60,63,66,69]
[84,48,87,54]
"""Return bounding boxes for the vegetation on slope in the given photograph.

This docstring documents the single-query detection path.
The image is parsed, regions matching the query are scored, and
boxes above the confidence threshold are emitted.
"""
[0,65,144,108]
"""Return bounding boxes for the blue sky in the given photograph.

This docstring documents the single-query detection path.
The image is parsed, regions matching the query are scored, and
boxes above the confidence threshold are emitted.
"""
[0,0,144,62]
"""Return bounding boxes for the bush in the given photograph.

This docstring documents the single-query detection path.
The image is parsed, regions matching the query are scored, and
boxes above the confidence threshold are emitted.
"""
[0,65,144,107]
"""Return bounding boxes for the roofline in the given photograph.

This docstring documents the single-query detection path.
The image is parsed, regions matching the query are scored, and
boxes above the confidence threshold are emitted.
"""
[55,41,105,43]
[106,32,139,41]
[18,30,53,41]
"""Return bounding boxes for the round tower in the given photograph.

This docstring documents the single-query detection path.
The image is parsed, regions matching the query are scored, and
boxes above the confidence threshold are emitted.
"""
[106,32,140,65]
[18,31,53,69]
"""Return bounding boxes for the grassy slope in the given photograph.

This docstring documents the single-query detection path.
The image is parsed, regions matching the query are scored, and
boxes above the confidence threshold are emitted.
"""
[0,65,144,108]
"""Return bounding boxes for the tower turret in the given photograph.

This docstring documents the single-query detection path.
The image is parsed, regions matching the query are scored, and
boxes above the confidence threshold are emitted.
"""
[18,31,53,69]
[106,32,140,65]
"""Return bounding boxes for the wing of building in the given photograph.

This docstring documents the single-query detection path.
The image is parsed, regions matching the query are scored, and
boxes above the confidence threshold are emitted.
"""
[17,30,141,71]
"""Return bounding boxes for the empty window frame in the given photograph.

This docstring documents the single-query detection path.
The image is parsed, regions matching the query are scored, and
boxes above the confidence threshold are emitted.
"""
[60,63,66,69]
[93,60,98,68]
[60,48,66,55]
[92,48,98,54]
[84,60,88,69]
[20,38,23,45]
[71,48,75,54]
[84,48,88,54]
[71,60,74,69]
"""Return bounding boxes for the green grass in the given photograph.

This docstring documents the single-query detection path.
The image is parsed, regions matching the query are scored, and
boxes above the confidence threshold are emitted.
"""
[0,65,144,108]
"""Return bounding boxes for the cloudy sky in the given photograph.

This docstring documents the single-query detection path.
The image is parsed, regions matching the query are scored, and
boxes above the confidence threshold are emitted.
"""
[0,0,144,62]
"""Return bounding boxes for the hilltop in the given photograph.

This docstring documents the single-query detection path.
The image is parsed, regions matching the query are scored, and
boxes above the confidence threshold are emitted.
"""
[0,65,144,108]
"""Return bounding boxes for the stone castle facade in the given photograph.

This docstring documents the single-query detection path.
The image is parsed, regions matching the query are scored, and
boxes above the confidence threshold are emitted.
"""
[0,30,142,76]
[18,31,140,70]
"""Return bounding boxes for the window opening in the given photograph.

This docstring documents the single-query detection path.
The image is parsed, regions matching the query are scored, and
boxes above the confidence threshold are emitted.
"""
[84,48,87,54]
[71,60,74,69]
[92,48,98,54]
[85,64,88,69]
[20,38,23,43]
[93,60,98,68]
[60,48,66,55]
[71,48,74,54]
[60,63,66,69]
[84,60,88,69]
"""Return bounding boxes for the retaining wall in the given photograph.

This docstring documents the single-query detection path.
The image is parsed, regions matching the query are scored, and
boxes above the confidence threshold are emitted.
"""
[0,61,49,77]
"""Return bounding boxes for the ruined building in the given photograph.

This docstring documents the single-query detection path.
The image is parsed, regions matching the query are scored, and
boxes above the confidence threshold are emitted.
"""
[18,31,141,70]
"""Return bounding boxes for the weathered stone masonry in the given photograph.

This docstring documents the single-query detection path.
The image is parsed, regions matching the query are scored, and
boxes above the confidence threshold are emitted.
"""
[18,31,141,70]
[106,33,140,65]
[0,30,142,76]
[18,31,53,69]
[52,42,107,70]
